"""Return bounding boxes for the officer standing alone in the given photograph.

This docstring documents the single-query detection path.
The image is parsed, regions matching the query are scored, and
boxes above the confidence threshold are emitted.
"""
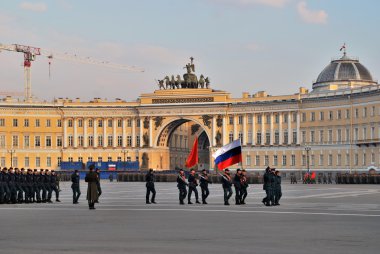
[71,170,81,204]
[145,169,156,204]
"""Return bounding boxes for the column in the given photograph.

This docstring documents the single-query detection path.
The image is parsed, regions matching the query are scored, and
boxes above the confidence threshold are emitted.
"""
[93,118,97,147]
[233,115,238,140]
[252,114,255,145]
[103,118,107,148]
[149,117,153,147]
[113,118,117,148]
[73,118,78,148]
[261,113,265,145]
[122,118,126,148]
[63,118,68,148]
[242,114,247,146]
[288,112,292,145]
[270,113,274,146]
[279,113,283,145]
[297,111,301,145]
[212,115,217,146]
[132,118,136,147]
[84,118,88,148]
[222,115,227,146]
[139,118,143,147]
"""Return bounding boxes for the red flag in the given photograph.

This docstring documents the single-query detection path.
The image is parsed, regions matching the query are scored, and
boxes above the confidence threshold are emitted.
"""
[185,138,198,168]
[311,172,316,180]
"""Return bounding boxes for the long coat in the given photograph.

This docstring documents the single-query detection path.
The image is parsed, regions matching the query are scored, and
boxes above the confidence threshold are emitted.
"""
[85,171,99,202]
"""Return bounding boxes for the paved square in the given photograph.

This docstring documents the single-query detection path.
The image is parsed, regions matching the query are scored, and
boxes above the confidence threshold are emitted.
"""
[1,181,379,254]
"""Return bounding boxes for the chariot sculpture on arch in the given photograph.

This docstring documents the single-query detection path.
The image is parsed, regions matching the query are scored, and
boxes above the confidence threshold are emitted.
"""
[156,57,211,89]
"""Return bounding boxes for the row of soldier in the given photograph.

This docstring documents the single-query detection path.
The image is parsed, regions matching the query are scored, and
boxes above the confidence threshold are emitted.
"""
[0,167,60,204]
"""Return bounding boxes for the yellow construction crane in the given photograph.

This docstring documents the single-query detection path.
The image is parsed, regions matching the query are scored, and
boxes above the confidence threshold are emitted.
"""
[0,43,144,102]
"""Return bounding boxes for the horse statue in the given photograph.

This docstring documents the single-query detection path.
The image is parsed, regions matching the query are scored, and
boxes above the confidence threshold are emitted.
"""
[157,79,165,90]
[205,77,210,88]
[164,76,171,89]
[175,75,183,89]
[183,73,198,88]
[170,75,177,89]
[199,75,205,88]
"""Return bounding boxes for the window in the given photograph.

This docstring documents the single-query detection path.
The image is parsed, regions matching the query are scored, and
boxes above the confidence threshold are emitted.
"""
[363,153,366,165]
[117,135,122,147]
[257,115,262,124]
[319,112,324,121]
[12,135,18,147]
[136,119,140,127]
[229,116,234,125]
[266,115,271,124]
[238,132,243,144]
[328,154,332,166]
[371,106,375,117]
[363,107,367,117]
[302,155,306,166]
[255,155,260,166]
[136,135,140,147]
[319,154,324,166]
[12,157,18,167]
[282,155,287,166]
[346,109,350,119]
[98,135,103,146]
[293,131,297,144]
[127,135,132,146]
[0,119,5,126]
[24,135,29,148]
[25,157,29,167]
[311,155,315,166]
[78,157,83,163]
[46,136,52,147]
[247,115,252,124]
[328,130,333,143]
[117,119,122,127]
[310,131,315,143]
[127,119,132,127]
[88,119,93,127]
[57,136,62,147]
[274,131,279,144]
[354,153,358,166]
[345,153,350,166]
[354,128,359,141]
[238,116,243,125]
[47,157,51,167]
[108,119,113,127]
[78,119,83,127]
[301,131,306,144]
[371,153,375,164]
[57,119,62,127]
[108,135,113,147]
[127,157,132,162]
[88,157,93,162]
[35,136,41,147]
[273,155,278,166]
[329,111,333,120]
[98,157,102,162]
[36,157,40,167]
[108,156,112,162]
[0,157,5,167]
[265,132,270,145]
[284,131,288,144]
[98,120,103,127]
[68,136,73,146]
[68,119,72,127]
[68,157,73,162]
[363,127,367,140]
[337,110,342,120]
[58,157,62,166]
[35,119,40,127]
[346,129,350,142]
[264,155,269,166]
[24,119,29,127]
[371,127,375,139]
[284,113,288,123]
[13,119,18,127]
[319,130,324,143]
[291,155,296,166]
[248,131,252,144]
[337,154,341,166]
[78,136,84,147]
[0,135,5,148]
[245,155,251,166]
[355,108,359,118]
[292,112,297,122]
[256,132,262,145]
[229,131,234,143]
[88,136,93,147]
[311,112,315,122]
[337,129,342,143]
[46,119,51,127]
[117,157,122,162]
[275,114,279,123]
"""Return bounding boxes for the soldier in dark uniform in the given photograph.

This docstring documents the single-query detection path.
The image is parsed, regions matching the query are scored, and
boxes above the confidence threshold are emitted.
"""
[323,174,327,184]
[262,166,270,206]
[274,170,282,206]
[71,170,81,204]
[176,169,188,205]
[221,168,233,205]
[145,169,156,204]
[15,168,23,203]
[240,169,249,205]
[233,169,242,205]
[268,168,276,206]
[25,169,34,203]
[33,169,41,203]
[40,169,47,202]
[0,167,4,204]
[19,168,27,203]
[8,168,17,204]
[45,170,53,203]
[48,170,60,202]
[187,169,200,204]
[95,169,101,203]
[85,165,99,210]
[2,168,11,204]
[199,169,212,204]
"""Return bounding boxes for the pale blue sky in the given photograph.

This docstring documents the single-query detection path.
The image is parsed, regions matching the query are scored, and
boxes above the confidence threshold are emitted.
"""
[0,0,379,101]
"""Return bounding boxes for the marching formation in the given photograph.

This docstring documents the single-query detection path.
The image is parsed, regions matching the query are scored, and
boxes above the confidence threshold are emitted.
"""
[0,167,60,204]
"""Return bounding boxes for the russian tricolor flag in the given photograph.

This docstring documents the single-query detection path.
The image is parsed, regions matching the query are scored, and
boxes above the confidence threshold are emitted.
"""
[212,139,242,170]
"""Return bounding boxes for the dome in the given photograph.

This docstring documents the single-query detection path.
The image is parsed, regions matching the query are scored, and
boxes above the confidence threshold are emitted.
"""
[312,53,377,92]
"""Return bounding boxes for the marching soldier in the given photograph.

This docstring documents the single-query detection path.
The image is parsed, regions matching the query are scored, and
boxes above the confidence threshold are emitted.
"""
[2,168,11,204]
[262,166,270,206]
[268,168,276,206]
[323,174,327,184]
[71,170,81,204]
[49,170,60,202]
[95,169,101,203]
[15,168,23,203]
[176,169,188,205]
[85,165,99,210]
[145,169,156,204]
[187,169,200,204]
[221,168,233,206]
[40,169,47,203]
[274,170,282,206]
[199,169,212,204]
[45,170,53,203]
[33,169,42,203]
[233,169,242,205]
[8,168,17,204]
[240,169,249,205]
[0,167,4,204]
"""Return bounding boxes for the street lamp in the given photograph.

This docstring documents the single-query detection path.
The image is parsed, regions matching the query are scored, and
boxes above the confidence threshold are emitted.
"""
[304,145,311,175]
[8,149,15,167]
[121,149,128,171]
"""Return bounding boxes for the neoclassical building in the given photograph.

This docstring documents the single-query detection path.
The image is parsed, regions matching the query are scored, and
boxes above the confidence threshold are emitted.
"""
[0,53,379,172]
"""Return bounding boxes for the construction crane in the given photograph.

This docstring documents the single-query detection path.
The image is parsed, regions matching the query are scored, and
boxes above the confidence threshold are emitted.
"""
[0,43,144,102]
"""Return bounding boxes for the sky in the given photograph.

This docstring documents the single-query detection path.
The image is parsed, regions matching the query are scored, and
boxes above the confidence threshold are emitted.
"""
[0,0,380,101]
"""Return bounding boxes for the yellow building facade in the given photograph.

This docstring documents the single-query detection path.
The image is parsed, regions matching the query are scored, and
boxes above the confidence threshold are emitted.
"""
[0,53,379,172]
